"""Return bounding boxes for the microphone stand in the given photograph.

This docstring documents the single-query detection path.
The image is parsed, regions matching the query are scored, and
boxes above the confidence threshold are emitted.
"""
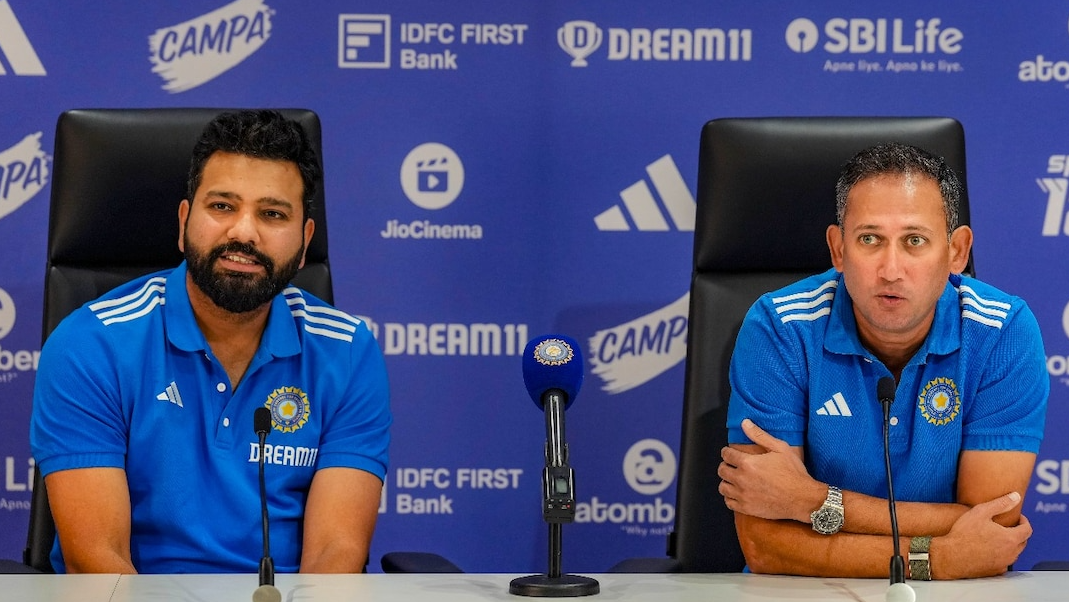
[880,379,915,602]
[253,409,281,602]
[510,390,599,597]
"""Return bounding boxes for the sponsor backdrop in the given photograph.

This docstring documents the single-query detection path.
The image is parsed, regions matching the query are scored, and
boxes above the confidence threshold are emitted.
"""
[0,0,1066,573]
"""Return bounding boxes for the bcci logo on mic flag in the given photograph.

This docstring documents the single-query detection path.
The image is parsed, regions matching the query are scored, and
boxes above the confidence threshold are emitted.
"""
[534,338,574,366]
[559,20,602,67]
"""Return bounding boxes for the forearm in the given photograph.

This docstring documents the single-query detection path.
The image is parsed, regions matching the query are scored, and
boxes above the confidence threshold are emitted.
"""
[63,548,138,574]
[299,540,369,573]
[736,513,907,578]
[840,490,968,537]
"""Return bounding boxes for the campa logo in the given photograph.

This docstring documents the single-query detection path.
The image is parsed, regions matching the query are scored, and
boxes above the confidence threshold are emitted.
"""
[148,0,273,93]
[0,0,45,76]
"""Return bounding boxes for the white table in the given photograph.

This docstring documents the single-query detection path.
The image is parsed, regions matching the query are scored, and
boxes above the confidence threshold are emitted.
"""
[5,571,1067,601]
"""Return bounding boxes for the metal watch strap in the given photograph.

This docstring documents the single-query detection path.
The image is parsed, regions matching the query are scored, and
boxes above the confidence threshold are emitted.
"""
[810,485,844,535]
[909,536,933,580]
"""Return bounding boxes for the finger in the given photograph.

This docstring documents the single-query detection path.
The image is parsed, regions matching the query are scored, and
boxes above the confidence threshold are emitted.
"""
[741,418,790,453]
[973,491,1022,518]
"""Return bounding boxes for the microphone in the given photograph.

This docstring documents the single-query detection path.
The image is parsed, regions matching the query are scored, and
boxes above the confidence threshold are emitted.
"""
[878,377,915,602]
[253,408,281,602]
[511,335,599,597]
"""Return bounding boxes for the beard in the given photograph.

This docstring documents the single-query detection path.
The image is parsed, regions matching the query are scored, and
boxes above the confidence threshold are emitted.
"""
[184,236,304,314]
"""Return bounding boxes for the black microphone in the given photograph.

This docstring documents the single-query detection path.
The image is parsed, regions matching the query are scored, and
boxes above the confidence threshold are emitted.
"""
[253,408,281,602]
[510,335,599,598]
[878,377,915,602]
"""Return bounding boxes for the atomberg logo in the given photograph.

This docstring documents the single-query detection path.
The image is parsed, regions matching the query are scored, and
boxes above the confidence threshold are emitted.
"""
[623,439,676,495]
[0,132,50,221]
[0,288,14,341]
[574,439,676,531]
[1018,14,1069,84]
[0,0,45,76]
[589,293,688,394]
[148,0,273,93]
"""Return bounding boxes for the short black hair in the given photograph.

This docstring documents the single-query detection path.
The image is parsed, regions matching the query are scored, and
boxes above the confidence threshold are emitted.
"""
[835,142,962,238]
[187,110,320,219]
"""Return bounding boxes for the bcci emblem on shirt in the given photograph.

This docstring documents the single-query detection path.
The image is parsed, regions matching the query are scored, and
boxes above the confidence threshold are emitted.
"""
[266,386,310,433]
[918,377,961,426]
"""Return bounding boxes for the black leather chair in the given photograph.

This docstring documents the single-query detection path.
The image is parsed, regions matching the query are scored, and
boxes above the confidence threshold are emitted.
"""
[0,108,331,573]
[612,116,971,573]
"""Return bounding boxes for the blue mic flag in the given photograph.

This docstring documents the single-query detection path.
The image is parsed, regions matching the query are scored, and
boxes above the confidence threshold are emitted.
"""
[522,334,584,410]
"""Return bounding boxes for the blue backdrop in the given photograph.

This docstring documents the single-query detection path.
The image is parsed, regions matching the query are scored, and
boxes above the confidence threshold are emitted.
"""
[0,0,1066,573]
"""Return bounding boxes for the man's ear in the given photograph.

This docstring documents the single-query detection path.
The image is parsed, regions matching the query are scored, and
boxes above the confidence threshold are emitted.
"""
[826,224,844,271]
[299,218,315,269]
[177,200,190,252]
[948,225,973,275]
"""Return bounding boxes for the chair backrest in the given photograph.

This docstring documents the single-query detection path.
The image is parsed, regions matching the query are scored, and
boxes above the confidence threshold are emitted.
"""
[669,117,970,572]
[24,108,331,573]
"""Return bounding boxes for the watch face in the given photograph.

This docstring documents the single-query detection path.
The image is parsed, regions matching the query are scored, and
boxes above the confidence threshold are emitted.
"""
[813,508,844,535]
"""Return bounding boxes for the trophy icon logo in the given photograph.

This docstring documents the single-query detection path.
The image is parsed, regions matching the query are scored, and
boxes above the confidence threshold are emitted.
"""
[558,20,602,67]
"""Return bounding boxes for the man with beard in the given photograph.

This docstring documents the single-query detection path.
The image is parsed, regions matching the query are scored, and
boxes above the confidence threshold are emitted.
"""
[29,110,391,574]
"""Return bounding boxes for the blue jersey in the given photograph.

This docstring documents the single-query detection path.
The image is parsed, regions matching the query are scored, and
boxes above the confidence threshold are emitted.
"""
[727,268,1048,503]
[30,262,391,573]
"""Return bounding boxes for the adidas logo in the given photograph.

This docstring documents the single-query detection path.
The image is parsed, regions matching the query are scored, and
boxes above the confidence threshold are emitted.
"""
[595,154,695,231]
[0,1,45,76]
[156,381,184,408]
[816,392,851,417]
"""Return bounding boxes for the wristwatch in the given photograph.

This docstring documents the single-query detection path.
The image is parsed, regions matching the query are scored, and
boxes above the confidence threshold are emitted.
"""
[909,536,933,580]
[810,485,844,535]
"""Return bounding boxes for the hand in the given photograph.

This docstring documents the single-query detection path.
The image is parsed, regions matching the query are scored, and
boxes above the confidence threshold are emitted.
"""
[931,492,1031,579]
[718,419,826,522]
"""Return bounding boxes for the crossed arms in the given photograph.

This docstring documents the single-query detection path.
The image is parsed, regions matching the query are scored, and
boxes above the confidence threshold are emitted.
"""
[718,419,1035,579]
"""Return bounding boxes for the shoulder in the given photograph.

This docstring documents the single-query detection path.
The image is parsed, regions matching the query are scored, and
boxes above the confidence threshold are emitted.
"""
[49,271,171,343]
[755,268,841,326]
[282,286,374,346]
[953,274,1032,331]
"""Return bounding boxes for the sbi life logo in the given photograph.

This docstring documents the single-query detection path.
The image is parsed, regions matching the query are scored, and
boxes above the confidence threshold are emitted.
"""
[575,439,676,528]
[785,17,963,54]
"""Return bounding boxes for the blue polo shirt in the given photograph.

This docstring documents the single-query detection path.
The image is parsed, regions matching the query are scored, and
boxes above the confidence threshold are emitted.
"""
[727,268,1048,502]
[30,262,391,573]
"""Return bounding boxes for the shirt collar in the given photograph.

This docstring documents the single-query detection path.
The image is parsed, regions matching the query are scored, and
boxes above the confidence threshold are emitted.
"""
[165,261,302,359]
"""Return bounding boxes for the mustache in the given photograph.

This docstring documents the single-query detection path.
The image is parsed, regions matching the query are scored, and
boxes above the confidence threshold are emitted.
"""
[208,242,274,273]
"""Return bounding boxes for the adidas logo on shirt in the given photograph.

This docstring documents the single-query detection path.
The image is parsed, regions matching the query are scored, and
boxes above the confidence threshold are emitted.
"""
[816,392,851,417]
[156,381,184,407]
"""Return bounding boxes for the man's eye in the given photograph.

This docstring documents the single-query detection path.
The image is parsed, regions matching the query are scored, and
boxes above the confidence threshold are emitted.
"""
[907,236,926,246]
[859,234,877,245]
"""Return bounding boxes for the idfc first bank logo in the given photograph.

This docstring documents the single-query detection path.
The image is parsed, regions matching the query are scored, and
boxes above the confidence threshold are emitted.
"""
[148,0,273,93]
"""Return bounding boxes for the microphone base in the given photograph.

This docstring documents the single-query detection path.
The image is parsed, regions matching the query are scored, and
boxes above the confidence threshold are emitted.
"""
[886,582,916,602]
[509,574,600,597]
